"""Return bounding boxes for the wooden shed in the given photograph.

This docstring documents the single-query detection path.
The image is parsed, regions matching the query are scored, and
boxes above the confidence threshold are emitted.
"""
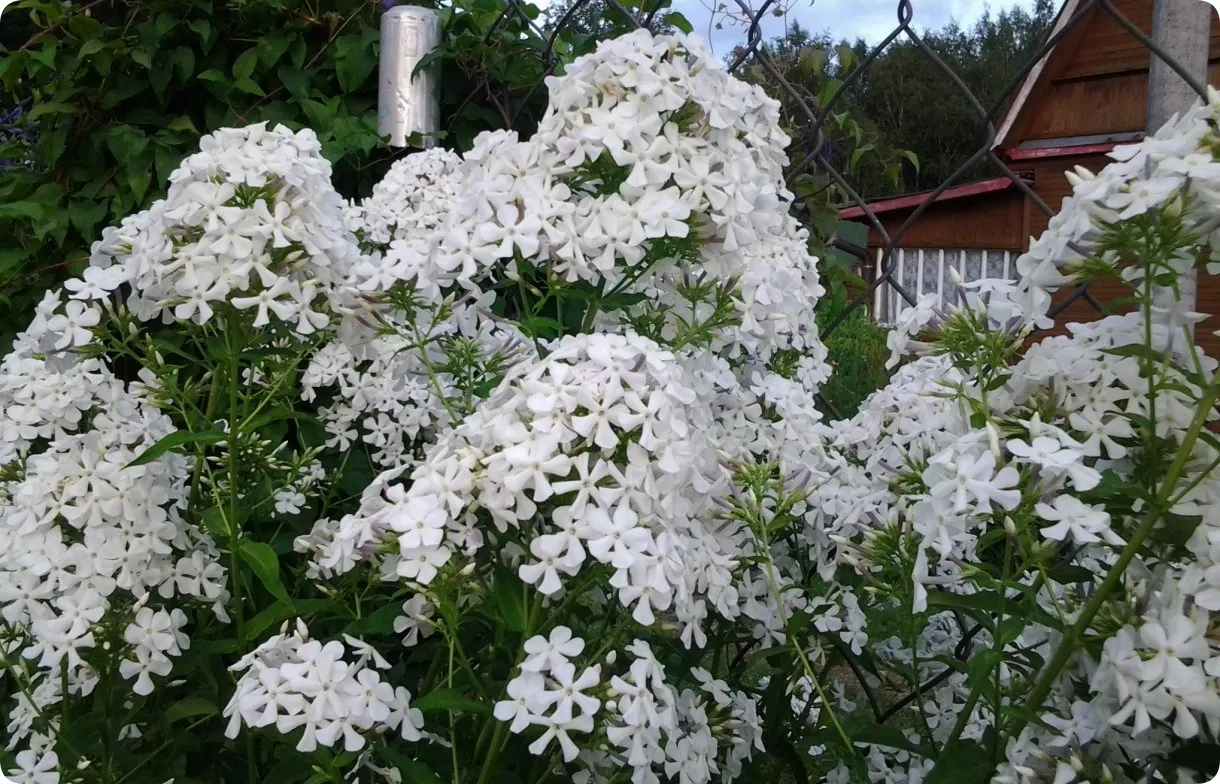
[842,0,1220,356]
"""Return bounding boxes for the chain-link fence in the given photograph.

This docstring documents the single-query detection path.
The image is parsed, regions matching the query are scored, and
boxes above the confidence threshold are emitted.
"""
[477,0,1208,336]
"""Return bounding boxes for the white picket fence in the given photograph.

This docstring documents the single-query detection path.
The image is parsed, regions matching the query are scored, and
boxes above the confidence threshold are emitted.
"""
[873,248,1020,324]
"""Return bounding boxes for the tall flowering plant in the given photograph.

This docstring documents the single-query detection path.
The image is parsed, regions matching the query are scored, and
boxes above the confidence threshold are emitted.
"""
[6,27,1220,784]
[797,91,1220,782]
[0,31,844,784]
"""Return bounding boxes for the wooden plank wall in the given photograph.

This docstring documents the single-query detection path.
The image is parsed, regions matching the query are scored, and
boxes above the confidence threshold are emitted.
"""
[1028,151,1220,357]
[857,190,1028,250]
[843,0,1220,353]
[1014,0,1220,141]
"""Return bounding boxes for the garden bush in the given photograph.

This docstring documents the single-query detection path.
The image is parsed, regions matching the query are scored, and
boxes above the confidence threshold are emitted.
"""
[2,27,1220,784]
[0,0,673,346]
[816,306,890,419]
[0,0,388,345]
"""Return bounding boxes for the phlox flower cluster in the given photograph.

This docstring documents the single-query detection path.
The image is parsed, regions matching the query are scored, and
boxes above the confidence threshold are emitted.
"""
[287,30,830,780]
[87,123,361,333]
[809,89,1220,783]
[0,291,230,761]
[0,26,861,784]
[325,332,737,633]
[302,29,830,472]
[343,147,464,250]
[493,630,761,784]
[224,622,423,753]
[299,296,532,470]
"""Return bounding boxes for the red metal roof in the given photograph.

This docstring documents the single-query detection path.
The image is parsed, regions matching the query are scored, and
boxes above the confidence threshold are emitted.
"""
[839,177,1014,220]
[1001,142,1119,161]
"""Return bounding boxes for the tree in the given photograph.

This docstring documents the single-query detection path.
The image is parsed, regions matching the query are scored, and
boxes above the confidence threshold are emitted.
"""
[842,0,1057,194]
[542,0,674,42]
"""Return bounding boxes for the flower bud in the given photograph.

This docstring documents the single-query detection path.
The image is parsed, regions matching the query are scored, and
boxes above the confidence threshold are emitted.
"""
[986,422,1003,460]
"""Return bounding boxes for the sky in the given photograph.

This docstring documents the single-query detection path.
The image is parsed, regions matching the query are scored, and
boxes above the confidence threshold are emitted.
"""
[667,0,1043,55]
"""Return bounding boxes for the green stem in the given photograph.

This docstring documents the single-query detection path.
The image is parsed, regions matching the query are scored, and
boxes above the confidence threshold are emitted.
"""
[1015,370,1220,734]
[909,627,938,753]
[476,592,545,784]
[225,324,246,650]
[475,723,508,784]
[754,528,852,753]
[990,540,1011,764]
[115,715,215,784]
[944,687,982,749]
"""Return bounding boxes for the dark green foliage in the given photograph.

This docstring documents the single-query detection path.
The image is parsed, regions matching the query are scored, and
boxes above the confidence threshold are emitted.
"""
[736,1,1056,200]
[842,0,1057,194]
[818,306,891,419]
[0,0,393,342]
[425,0,686,148]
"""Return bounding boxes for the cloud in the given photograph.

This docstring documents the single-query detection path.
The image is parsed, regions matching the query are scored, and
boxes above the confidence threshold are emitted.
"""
[671,0,1041,55]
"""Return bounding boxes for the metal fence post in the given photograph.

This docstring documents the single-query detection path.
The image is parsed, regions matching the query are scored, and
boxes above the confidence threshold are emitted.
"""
[379,6,442,149]
[1148,0,1211,310]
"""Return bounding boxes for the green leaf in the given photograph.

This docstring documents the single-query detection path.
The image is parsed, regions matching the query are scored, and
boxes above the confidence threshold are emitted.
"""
[29,40,58,70]
[489,566,525,632]
[234,77,266,97]
[237,540,293,607]
[164,696,217,725]
[154,11,180,38]
[200,504,247,538]
[126,429,226,467]
[301,98,338,130]
[967,648,1001,693]
[927,746,995,784]
[849,722,927,756]
[256,33,294,68]
[1167,740,1220,775]
[996,616,1027,647]
[77,39,106,59]
[377,745,440,784]
[1048,563,1094,584]
[248,598,340,639]
[189,19,212,44]
[155,145,185,185]
[343,601,404,637]
[68,200,108,241]
[665,11,693,33]
[166,115,198,134]
[170,46,195,82]
[197,69,226,84]
[26,102,79,121]
[0,201,46,221]
[411,689,490,716]
[926,739,993,783]
[233,48,259,80]
[0,250,27,278]
[276,64,311,101]
[333,32,377,94]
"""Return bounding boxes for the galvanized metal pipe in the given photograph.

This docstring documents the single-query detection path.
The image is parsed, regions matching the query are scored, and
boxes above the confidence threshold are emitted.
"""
[378,6,442,149]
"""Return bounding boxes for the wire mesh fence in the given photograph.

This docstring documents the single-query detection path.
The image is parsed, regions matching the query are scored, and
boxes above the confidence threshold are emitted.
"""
[476,0,1209,346]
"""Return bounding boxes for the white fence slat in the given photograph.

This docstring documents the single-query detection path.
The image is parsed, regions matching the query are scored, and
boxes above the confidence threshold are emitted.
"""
[874,248,884,321]
[936,249,944,305]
